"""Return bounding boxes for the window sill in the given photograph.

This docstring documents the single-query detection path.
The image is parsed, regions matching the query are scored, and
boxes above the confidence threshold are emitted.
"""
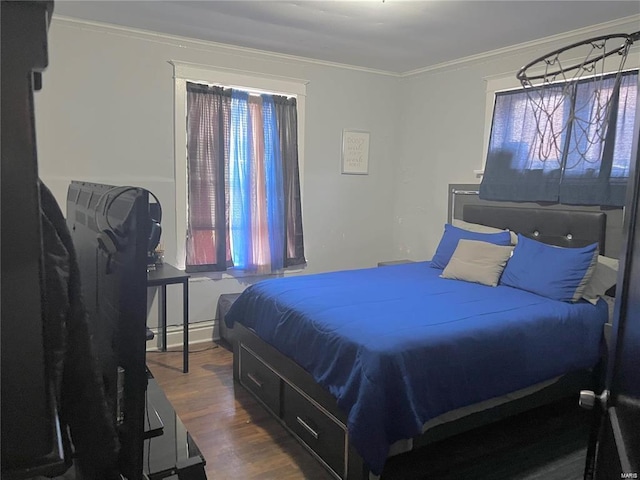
[189,264,307,282]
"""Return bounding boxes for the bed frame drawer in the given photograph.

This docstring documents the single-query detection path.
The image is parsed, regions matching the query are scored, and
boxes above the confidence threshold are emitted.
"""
[239,345,281,416]
[282,383,346,478]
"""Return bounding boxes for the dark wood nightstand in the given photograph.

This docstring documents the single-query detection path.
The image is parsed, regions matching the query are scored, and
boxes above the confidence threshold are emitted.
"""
[377,259,415,266]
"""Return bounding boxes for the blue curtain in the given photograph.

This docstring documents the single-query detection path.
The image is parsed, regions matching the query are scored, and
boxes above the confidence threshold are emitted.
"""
[481,70,637,206]
[229,90,252,269]
[262,95,285,270]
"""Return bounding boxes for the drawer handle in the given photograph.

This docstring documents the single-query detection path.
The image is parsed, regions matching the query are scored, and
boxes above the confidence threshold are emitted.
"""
[296,416,319,440]
[247,372,263,389]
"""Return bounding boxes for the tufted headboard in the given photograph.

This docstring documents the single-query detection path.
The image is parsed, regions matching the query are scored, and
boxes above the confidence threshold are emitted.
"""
[463,204,606,251]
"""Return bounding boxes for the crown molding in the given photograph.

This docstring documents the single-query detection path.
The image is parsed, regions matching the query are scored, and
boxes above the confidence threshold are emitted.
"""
[51,13,639,79]
[401,14,640,78]
[51,15,400,78]
[169,60,310,96]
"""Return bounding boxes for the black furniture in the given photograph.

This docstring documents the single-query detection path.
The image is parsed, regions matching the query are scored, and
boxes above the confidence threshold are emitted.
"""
[144,371,206,480]
[148,264,191,373]
[1,2,67,478]
[228,205,609,480]
[0,3,204,478]
[217,292,242,345]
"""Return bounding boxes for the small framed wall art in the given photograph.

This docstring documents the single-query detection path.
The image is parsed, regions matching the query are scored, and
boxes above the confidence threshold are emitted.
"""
[341,129,370,175]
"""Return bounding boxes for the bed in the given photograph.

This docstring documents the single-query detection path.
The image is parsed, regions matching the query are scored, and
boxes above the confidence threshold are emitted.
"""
[225,205,612,480]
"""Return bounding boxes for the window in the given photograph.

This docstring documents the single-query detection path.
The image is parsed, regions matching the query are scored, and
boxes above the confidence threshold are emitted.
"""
[171,62,308,272]
[480,70,637,207]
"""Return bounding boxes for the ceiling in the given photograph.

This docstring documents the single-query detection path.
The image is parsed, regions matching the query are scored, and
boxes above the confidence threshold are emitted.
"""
[53,1,640,74]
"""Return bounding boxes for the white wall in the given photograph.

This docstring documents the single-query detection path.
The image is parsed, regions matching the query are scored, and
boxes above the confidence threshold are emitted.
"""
[34,18,401,341]
[393,17,640,262]
[35,15,639,344]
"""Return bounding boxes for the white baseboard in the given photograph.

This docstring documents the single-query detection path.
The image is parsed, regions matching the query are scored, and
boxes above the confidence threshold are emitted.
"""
[146,320,219,351]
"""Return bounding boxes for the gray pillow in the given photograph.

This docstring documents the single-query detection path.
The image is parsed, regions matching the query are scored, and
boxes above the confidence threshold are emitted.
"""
[582,255,619,304]
[441,239,515,287]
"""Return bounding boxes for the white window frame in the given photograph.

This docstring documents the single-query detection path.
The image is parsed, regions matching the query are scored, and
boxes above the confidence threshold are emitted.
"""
[170,60,308,270]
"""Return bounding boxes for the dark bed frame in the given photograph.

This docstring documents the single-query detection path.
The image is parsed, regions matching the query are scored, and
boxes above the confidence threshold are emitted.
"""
[228,205,608,480]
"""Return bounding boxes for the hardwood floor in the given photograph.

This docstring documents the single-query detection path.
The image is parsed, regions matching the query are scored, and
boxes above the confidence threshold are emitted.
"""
[147,342,592,480]
[146,343,334,480]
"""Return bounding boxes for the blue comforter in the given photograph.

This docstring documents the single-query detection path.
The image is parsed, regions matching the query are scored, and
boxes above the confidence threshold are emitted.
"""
[225,262,607,475]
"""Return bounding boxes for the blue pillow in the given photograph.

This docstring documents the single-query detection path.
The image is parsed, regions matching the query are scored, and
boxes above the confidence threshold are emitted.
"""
[500,234,598,302]
[430,224,512,269]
